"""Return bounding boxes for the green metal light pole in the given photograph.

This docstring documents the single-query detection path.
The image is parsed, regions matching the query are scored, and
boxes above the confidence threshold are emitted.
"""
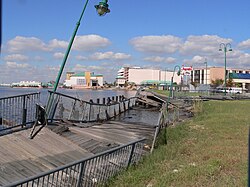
[30,0,111,139]
[219,43,232,95]
[164,65,181,144]
[204,58,207,85]
[46,0,110,115]
[167,65,181,111]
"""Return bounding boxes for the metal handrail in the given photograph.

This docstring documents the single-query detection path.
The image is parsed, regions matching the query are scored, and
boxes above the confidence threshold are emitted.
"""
[0,92,40,136]
[5,138,146,187]
[48,90,138,106]
[47,91,138,123]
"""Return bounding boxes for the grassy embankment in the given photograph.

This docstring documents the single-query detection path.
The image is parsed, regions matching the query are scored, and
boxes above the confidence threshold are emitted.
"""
[109,100,249,187]
[153,89,207,97]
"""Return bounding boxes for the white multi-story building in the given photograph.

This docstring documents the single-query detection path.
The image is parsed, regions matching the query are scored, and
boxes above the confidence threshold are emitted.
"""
[64,72,103,88]
[116,67,181,86]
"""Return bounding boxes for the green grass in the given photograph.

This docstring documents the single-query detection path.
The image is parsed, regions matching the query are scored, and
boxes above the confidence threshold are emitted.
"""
[108,100,250,187]
[153,89,204,97]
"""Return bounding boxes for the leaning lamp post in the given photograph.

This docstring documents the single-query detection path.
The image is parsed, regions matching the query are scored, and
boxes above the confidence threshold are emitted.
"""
[47,0,110,113]
[30,0,111,139]
[219,43,232,95]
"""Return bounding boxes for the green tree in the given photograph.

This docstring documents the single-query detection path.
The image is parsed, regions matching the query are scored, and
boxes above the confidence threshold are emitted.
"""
[227,78,234,87]
[211,79,223,88]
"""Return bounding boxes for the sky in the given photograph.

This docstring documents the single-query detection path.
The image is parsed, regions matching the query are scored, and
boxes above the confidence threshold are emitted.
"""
[1,0,250,83]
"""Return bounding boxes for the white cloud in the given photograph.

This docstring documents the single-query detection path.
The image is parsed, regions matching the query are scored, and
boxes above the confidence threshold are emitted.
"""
[5,35,111,53]
[6,36,50,52]
[90,51,131,61]
[76,55,88,61]
[238,39,250,50]
[4,54,29,62]
[48,39,68,49]
[130,35,182,54]
[180,35,232,56]
[72,64,104,72]
[238,53,250,66]
[6,61,29,68]
[143,56,176,64]
[183,55,204,66]
[73,35,111,51]
[53,52,65,59]
[34,56,44,61]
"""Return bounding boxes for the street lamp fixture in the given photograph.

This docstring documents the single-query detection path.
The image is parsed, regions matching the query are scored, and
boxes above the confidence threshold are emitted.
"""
[95,0,110,16]
[219,43,232,95]
[167,65,181,110]
[29,0,111,139]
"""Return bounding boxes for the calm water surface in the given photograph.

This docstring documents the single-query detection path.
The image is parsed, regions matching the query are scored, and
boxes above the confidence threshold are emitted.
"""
[0,87,160,126]
[0,87,136,104]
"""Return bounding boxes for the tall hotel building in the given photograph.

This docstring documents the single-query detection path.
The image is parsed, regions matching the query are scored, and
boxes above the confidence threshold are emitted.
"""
[116,67,181,86]
[116,66,250,91]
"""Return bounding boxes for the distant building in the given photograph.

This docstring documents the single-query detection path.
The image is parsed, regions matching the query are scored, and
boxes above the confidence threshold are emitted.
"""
[64,72,103,88]
[190,67,250,91]
[11,81,42,87]
[116,67,181,86]
[66,72,74,80]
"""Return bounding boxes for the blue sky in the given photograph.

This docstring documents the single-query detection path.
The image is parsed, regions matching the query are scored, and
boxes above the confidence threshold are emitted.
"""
[1,0,250,83]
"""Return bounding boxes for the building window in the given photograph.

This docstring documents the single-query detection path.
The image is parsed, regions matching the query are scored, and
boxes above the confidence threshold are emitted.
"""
[77,78,86,85]
[201,70,204,84]
[194,70,200,83]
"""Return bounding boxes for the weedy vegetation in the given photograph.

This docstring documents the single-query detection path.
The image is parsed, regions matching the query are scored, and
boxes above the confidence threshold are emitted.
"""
[108,100,249,187]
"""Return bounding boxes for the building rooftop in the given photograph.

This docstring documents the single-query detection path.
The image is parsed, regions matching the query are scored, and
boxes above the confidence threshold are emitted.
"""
[71,72,103,77]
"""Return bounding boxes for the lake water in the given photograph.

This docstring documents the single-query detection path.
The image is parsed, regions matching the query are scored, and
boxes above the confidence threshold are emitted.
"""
[0,87,136,104]
[0,87,160,127]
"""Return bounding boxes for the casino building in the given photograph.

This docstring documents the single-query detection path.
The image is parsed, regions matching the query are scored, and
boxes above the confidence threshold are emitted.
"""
[116,66,250,91]
[64,72,103,88]
[190,67,250,91]
[116,67,181,87]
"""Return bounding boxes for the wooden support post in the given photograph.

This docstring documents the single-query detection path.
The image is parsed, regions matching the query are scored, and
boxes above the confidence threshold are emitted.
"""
[116,96,118,102]
[107,97,111,104]
[103,98,106,105]
[97,98,100,104]
[123,101,126,111]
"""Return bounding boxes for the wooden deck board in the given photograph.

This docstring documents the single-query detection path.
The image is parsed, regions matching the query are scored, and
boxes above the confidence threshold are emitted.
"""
[0,109,157,186]
[0,128,93,186]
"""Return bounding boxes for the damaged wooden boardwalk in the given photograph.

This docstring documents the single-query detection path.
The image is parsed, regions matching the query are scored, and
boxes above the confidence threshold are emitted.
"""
[0,112,156,186]
[0,90,195,186]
